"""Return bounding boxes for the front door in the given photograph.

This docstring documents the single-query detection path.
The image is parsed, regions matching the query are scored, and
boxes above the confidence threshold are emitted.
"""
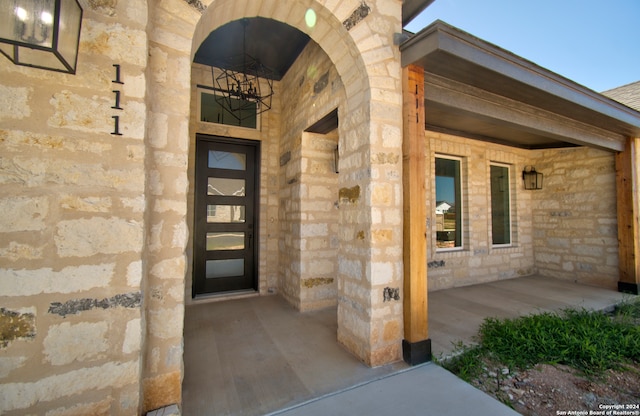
[193,135,259,296]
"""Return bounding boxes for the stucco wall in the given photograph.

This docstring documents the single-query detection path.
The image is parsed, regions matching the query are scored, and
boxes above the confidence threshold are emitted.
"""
[0,1,149,414]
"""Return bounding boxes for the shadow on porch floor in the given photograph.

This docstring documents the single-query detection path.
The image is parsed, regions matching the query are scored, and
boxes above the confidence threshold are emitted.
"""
[182,275,629,415]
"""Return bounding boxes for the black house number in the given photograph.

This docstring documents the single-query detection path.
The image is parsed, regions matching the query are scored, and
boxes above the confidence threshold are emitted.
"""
[111,64,123,136]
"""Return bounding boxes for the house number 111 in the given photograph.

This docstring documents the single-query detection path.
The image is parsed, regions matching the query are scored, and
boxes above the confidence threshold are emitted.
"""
[111,64,124,136]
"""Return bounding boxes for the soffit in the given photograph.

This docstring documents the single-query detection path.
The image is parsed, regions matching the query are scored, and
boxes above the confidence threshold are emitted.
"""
[401,21,640,150]
[194,17,310,81]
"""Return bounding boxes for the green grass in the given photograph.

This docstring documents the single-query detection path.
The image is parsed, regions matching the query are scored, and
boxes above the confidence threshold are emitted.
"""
[441,297,640,380]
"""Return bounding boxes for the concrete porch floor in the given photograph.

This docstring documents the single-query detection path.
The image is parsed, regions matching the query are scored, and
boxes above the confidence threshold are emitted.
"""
[182,275,630,415]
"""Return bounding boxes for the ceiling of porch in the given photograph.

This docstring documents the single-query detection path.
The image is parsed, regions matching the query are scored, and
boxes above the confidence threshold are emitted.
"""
[193,1,434,80]
[401,21,640,151]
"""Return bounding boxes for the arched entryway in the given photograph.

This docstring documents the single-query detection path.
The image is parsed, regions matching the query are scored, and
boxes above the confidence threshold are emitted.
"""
[143,1,405,411]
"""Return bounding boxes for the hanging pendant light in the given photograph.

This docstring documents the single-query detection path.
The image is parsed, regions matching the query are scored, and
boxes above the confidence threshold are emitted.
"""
[0,0,83,74]
[213,19,275,124]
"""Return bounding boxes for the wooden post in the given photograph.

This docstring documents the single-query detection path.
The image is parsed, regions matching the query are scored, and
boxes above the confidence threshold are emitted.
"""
[615,137,640,295]
[402,64,431,364]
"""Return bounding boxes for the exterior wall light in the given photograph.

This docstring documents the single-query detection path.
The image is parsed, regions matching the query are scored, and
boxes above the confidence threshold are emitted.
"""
[0,0,83,74]
[334,145,339,174]
[522,166,543,190]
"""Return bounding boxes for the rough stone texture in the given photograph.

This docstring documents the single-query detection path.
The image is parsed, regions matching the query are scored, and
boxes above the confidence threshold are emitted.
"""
[0,360,139,414]
[55,217,143,258]
[47,292,142,317]
[425,131,536,291]
[143,372,182,414]
[43,321,109,365]
[1,264,114,296]
[0,196,48,232]
[531,147,619,288]
[0,308,36,348]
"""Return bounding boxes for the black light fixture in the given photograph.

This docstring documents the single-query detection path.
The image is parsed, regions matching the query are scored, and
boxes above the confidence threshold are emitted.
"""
[334,145,339,174]
[213,19,274,124]
[0,0,83,74]
[522,166,543,190]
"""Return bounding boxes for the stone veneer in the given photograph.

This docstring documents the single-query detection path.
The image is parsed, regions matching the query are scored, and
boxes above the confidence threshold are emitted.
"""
[531,147,619,289]
[0,1,149,414]
[2,0,406,413]
[0,0,624,414]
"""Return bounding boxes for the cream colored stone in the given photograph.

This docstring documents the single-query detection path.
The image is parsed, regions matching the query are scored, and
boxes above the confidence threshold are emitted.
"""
[149,112,169,149]
[0,242,43,262]
[0,360,139,413]
[127,260,143,287]
[55,217,143,258]
[0,264,114,296]
[123,318,142,354]
[0,196,48,232]
[148,305,183,339]
[44,322,109,366]
[0,356,27,378]
[0,84,31,120]
[60,195,112,213]
[45,399,112,416]
[150,257,186,280]
[81,21,147,66]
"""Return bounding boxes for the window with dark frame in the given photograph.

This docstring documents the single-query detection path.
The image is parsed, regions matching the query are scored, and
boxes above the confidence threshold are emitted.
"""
[490,164,512,246]
[435,156,462,250]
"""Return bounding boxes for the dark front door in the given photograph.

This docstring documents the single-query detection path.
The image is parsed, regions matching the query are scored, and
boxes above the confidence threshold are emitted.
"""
[193,135,259,296]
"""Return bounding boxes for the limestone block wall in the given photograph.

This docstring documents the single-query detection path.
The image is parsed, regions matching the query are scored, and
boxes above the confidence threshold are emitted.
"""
[530,147,619,289]
[278,39,343,311]
[425,131,536,291]
[186,63,281,299]
[0,1,149,414]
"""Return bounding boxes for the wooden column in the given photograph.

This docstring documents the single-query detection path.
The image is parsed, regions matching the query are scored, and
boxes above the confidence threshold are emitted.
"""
[615,137,640,295]
[402,64,431,364]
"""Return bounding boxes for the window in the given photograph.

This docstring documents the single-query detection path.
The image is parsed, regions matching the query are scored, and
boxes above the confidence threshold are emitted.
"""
[490,164,511,246]
[200,90,257,129]
[435,156,462,250]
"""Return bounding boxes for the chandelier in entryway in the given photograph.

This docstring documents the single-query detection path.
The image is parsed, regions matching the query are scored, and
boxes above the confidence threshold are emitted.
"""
[212,19,275,123]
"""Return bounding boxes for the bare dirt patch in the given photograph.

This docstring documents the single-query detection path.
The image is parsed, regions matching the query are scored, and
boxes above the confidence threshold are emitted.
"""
[469,361,640,416]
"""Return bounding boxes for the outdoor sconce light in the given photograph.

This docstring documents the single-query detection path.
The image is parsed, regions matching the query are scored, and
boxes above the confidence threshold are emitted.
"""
[522,166,543,190]
[0,0,83,74]
[333,145,339,174]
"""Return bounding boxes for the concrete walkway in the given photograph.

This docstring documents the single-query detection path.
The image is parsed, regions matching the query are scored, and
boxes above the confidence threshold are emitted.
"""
[183,275,629,415]
[268,363,519,416]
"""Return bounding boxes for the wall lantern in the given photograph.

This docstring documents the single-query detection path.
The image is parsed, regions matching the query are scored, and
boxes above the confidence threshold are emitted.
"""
[334,145,339,174]
[0,0,83,74]
[522,166,543,190]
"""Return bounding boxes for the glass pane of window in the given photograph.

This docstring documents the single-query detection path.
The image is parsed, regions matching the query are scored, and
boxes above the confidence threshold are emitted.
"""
[207,232,245,251]
[201,92,257,128]
[207,205,245,223]
[208,178,245,196]
[435,157,462,249]
[491,165,511,245]
[208,151,246,170]
[206,259,244,278]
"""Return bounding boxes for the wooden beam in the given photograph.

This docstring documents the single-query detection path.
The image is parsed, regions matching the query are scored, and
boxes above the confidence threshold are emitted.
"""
[402,64,431,364]
[615,137,640,295]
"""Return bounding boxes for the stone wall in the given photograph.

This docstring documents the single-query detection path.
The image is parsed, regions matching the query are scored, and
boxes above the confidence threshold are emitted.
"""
[186,63,281,300]
[425,131,536,291]
[531,147,619,289]
[0,1,149,414]
[278,40,343,311]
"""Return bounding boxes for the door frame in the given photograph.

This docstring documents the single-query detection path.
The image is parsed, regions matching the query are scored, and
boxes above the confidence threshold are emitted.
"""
[192,134,261,297]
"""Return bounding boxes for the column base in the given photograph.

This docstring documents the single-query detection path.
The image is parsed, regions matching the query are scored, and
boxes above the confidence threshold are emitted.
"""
[402,339,432,366]
[618,281,639,295]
